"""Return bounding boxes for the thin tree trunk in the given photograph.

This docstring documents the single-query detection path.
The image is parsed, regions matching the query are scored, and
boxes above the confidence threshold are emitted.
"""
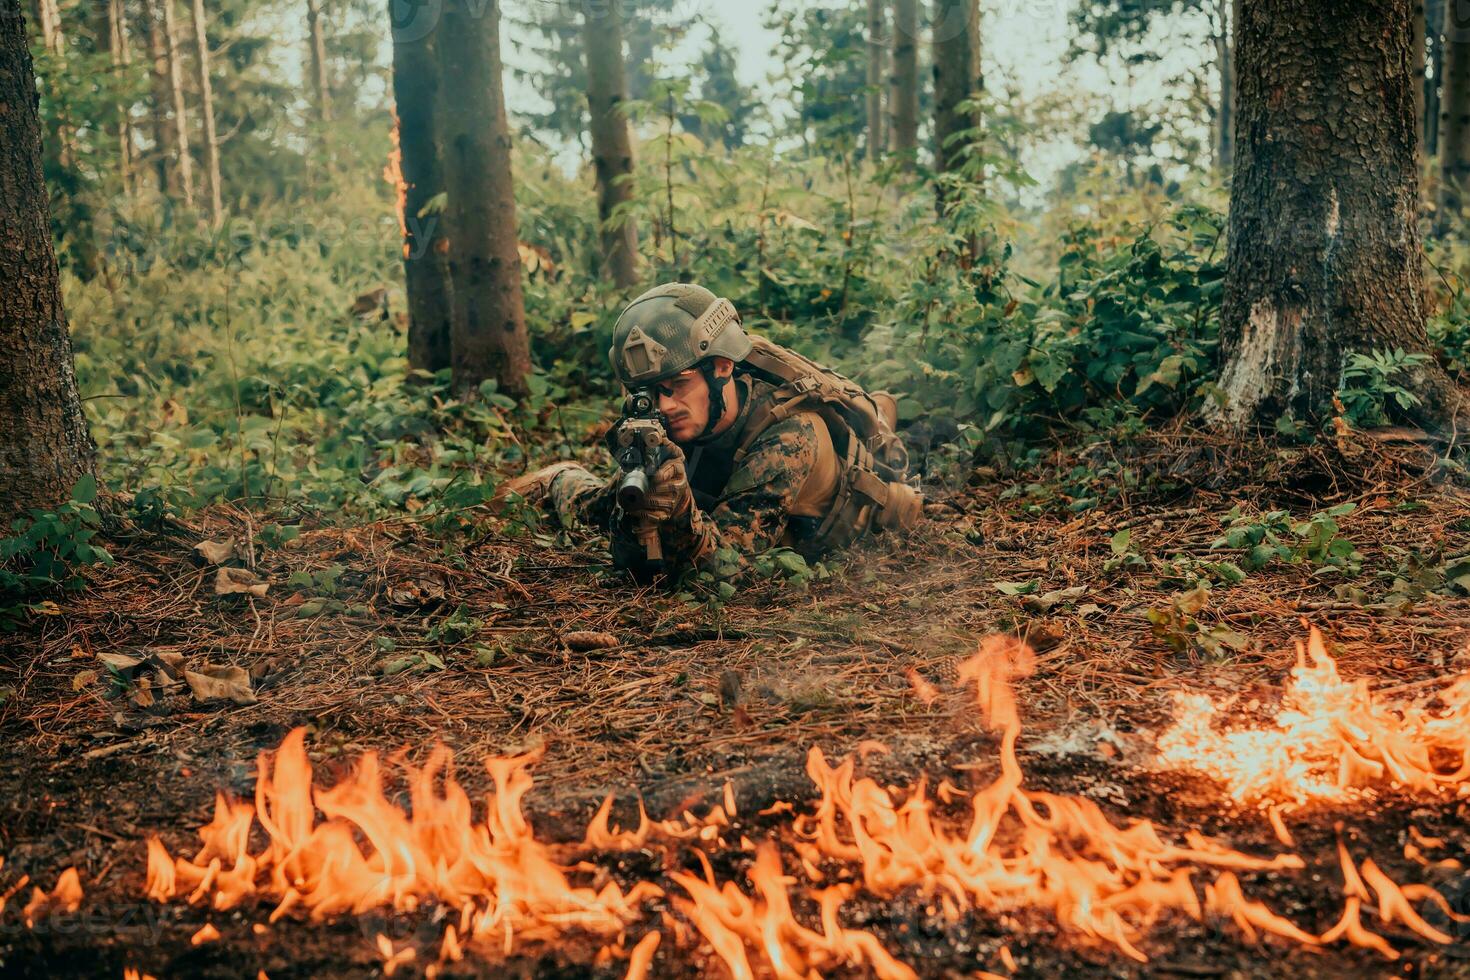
[866,0,886,163]
[307,0,331,124]
[108,0,135,194]
[188,0,221,224]
[1216,0,1465,432]
[1428,0,1445,156]
[389,1,452,374]
[31,0,62,52]
[583,0,639,289]
[1439,0,1470,232]
[161,0,193,207]
[0,0,98,519]
[890,0,917,167]
[437,0,531,398]
[1216,0,1235,172]
[1414,0,1427,156]
[143,0,176,195]
[29,0,75,173]
[931,0,981,179]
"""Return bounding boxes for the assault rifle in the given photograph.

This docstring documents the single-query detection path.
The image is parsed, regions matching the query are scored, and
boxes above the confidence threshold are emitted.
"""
[607,388,674,561]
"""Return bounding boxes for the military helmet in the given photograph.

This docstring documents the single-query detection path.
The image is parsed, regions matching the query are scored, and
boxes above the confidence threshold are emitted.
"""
[608,283,753,387]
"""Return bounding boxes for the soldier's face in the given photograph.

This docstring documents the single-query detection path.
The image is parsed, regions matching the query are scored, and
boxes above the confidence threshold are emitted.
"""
[654,359,734,442]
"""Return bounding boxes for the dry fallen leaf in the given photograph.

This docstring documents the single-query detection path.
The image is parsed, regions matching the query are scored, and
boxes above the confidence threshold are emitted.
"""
[194,537,237,565]
[146,650,187,681]
[185,664,258,705]
[215,566,269,598]
[563,630,619,652]
[1022,585,1089,614]
[386,574,447,608]
[96,651,143,675]
[129,677,156,708]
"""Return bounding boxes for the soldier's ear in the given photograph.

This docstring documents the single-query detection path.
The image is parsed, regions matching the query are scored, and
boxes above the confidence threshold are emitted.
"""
[711,357,735,378]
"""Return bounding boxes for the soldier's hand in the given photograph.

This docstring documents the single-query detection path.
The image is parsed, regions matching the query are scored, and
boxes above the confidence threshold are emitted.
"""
[638,441,693,525]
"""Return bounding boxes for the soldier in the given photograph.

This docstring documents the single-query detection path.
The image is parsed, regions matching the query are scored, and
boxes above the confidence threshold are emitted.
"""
[496,282,922,579]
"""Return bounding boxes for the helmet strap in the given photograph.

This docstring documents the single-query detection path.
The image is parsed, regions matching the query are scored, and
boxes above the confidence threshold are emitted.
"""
[699,361,727,439]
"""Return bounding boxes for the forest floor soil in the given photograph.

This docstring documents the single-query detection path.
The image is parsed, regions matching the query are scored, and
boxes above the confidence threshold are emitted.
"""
[4,428,1470,977]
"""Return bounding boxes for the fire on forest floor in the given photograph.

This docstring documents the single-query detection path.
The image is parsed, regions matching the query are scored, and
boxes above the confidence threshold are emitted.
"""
[5,431,1470,977]
[69,631,1470,978]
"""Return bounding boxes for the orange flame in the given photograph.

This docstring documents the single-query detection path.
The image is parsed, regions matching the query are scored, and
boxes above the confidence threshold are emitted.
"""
[21,867,81,926]
[144,727,659,955]
[134,633,1466,969]
[1158,627,1470,803]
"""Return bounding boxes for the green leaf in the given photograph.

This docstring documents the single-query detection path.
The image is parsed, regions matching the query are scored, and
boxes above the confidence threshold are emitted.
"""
[994,580,1039,596]
[1109,529,1132,556]
[70,474,98,504]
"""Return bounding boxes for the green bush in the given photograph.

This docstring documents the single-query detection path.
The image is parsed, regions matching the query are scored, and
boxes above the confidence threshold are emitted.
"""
[1,477,113,629]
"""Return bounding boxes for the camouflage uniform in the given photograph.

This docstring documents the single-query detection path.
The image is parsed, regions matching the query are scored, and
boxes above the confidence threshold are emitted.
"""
[546,375,834,578]
[494,281,920,581]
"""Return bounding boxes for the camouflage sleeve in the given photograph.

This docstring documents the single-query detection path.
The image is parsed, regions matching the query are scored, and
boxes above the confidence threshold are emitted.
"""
[546,466,618,529]
[636,414,821,577]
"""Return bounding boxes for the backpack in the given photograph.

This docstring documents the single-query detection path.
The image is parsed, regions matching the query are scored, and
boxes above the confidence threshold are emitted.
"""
[733,336,922,549]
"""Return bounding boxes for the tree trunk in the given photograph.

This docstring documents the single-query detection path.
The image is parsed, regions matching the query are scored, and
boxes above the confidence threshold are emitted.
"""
[436,0,530,398]
[307,0,331,125]
[1438,0,1470,232]
[1414,0,1427,156]
[1428,0,1445,156]
[31,0,62,53]
[389,0,452,374]
[889,0,917,167]
[161,0,194,208]
[1216,0,1235,172]
[143,0,177,195]
[188,0,221,224]
[0,0,97,519]
[1216,0,1465,432]
[931,0,981,179]
[108,0,135,194]
[582,0,639,290]
[865,0,886,163]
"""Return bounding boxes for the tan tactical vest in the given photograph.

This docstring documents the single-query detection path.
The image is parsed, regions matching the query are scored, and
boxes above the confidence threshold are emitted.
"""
[729,338,924,551]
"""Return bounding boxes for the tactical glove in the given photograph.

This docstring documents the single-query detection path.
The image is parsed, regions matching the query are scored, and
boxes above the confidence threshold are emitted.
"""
[633,441,693,525]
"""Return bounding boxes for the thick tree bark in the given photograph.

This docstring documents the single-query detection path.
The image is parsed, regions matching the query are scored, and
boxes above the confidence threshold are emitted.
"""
[160,0,194,208]
[1216,0,1465,432]
[931,0,981,178]
[389,1,452,374]
[0,0,97,519]
[307,0,331,124]
[1216,0,1235,172]
[889,0,917,167]
[1438,0,1470,232]
[143,0,176,195]
[582,0,639,289]
[865,0,886,163]
[188,0,221,224]
[436,0,530,398]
